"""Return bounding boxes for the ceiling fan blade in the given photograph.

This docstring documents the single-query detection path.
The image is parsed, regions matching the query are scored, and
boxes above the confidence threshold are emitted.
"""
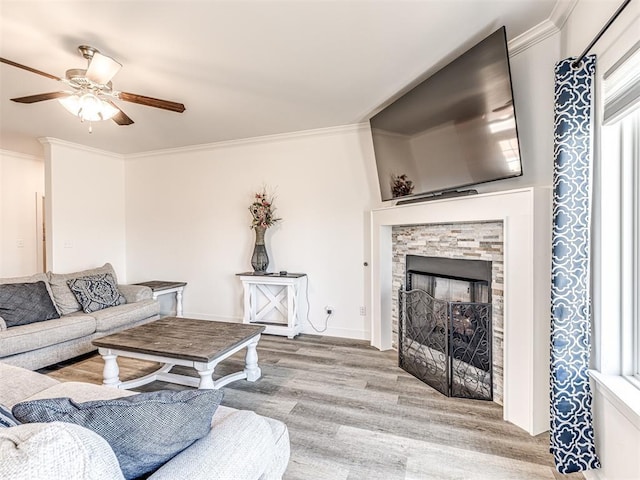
[0,57,61,81]
[86,52,122,85]
[11,92,70,103]
[118,91,185,113]
[105,100,134,126]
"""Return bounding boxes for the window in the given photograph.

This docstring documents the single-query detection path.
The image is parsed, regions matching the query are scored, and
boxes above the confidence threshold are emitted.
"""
[598,43,640,386]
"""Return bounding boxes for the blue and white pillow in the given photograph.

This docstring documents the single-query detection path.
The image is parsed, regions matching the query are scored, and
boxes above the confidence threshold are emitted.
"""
[67,273,126,313]
[0,404,20,428]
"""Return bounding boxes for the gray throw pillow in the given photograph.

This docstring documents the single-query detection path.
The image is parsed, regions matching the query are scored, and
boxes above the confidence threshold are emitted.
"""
[0,281,60,327]
[67,273,126,313]
[0,404,20,428]
[12,389,223,480]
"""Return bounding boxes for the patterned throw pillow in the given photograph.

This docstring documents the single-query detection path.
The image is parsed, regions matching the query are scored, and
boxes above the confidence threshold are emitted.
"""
[13,389,223,480]
[0,404,20,428]
[67,273,126,313]
[0,281,60,327]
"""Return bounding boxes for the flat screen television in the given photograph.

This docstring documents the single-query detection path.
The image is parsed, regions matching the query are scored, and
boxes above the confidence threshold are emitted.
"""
[370,26,523,202]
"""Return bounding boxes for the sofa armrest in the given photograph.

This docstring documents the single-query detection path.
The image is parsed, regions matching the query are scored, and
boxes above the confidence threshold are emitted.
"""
[118,284,153,303]
[149,411,276,480]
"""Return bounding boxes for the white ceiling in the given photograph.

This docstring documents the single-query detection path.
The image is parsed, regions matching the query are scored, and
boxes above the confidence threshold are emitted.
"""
[1,0,565,155]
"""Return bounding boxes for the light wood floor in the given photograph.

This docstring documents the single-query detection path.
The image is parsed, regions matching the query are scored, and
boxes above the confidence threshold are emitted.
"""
[39,334,583,480]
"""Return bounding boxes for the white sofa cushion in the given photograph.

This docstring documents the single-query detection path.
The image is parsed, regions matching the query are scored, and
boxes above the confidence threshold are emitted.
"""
[0,421,125,480]
[0,313,96,357]
[92,298,160,332]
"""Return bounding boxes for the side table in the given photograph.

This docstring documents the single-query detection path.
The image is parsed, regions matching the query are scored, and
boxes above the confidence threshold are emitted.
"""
[236,272,306,339]
[133,281,187,317]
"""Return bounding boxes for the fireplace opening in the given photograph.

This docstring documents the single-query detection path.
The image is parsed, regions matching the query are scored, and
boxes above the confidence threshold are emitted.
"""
[399,255,493,400]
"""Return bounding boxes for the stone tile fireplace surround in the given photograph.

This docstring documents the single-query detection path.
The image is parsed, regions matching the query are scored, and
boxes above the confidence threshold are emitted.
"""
[392,221,504,404]
[370,188,551,435]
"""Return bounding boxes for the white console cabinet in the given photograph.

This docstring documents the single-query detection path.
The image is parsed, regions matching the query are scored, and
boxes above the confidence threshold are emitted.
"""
[237,272,306,339]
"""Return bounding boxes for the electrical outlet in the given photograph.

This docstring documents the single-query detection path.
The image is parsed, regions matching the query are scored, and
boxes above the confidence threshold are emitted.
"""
[324,305,334,315]
[360,306,366,316]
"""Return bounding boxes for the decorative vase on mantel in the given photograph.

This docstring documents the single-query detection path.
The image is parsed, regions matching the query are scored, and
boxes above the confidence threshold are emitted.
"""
[251,225,269,272]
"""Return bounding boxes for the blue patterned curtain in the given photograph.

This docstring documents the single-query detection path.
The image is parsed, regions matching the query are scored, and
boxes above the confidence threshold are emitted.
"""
[550,55,600,474]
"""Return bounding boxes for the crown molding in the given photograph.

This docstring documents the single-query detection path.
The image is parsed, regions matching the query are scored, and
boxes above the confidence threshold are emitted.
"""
[549,0,579,31]
[508,0,579,57]
[125,123,370,159]
[508,19,560,56]
[38,137,125,159]
[0,149,43,161]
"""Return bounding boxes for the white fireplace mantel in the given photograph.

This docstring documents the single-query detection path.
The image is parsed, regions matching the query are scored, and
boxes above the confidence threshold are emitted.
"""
[370,187,552,435]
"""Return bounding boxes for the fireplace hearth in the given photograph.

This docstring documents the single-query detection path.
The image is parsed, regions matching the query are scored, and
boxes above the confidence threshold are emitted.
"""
[398,255,493,400]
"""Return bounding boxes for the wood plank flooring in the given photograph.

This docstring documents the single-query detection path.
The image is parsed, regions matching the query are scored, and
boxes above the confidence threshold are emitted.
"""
[39,334,583,480]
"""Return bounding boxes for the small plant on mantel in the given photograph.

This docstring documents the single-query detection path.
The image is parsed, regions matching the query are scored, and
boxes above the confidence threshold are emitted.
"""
[249,188,281,230]
[390,173,414,198]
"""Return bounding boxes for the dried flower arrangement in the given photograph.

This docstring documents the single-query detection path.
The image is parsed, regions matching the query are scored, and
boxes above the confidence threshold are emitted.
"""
[249,188,281,229]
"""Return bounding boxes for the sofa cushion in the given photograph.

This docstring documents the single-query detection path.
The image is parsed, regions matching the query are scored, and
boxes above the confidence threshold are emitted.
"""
[0,314,96,357]
[0,281,60,327]
[67,273,126,313]
[0,421,125,480]
[13,389,224,480]
[0,404,20,427]
[92,298,159,332]
[48,263,118,316]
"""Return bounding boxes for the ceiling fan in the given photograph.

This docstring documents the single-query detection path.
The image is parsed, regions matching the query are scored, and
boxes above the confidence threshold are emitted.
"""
[0,45,186,128]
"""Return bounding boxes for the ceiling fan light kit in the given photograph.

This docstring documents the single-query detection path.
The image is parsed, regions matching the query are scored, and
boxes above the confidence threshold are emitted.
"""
[58,93,119,122]
[0,45,186,132]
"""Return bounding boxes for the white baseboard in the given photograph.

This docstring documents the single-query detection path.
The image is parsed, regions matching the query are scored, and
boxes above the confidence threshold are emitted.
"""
[300,325,370,340]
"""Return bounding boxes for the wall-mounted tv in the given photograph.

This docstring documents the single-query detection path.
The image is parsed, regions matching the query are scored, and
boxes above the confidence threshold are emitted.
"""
[370,26,523,202]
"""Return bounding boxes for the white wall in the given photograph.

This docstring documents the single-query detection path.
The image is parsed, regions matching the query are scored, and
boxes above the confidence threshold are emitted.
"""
[560,1,640,479]
[0,150,44,277]
[41,139,127,278]
[125,126,377,339]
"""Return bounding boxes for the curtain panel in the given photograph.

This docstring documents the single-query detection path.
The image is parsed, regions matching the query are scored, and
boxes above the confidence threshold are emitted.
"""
[550,55,600,474]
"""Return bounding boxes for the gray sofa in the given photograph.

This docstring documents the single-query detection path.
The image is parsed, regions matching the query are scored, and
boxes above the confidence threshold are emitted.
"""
[0,263,160,370]
[0,362,290,479]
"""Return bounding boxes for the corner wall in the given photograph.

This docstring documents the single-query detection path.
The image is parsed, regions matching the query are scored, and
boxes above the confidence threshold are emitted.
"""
[41,138,127,278]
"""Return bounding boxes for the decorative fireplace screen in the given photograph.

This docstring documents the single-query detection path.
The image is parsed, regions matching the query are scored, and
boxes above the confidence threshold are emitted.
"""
[398,287,492,400]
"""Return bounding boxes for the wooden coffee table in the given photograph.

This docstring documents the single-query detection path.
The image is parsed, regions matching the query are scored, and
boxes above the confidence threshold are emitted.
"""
[92,317,265,390]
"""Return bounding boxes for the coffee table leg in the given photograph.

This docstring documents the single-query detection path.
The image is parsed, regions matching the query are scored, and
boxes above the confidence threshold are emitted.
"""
[244,334,261,382]
[99,349,121,387]
[196,366,216,389]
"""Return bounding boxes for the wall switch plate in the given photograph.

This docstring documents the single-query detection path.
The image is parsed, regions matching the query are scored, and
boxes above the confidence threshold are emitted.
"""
[360,306,366,316]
